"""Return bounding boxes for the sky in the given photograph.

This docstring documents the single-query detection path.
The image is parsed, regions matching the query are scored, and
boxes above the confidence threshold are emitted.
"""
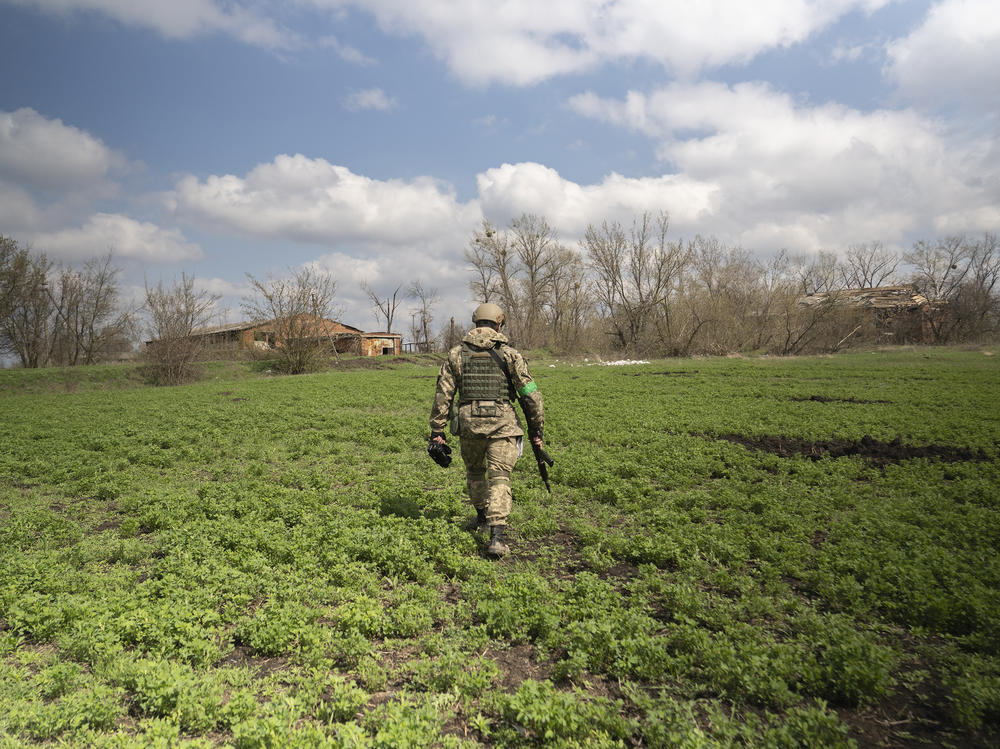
[1,0,998,337]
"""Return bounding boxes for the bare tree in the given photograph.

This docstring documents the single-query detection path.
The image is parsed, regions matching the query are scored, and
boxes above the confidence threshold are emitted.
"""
[47,252,133,365]
[904,236,973,342]
[545,245,591,352]
[0,237,55,368]
[584,211,688,353]
[905,236,970,302]
[408,279,439,352]
[244,266,340,374]
[932,233,1000,341]
[791,249,840,294]
[465,220,501,303]
[960,232,1000,337]
[840,241,899,288]
[468,219,522,341]
[678,238,775,354]
[510,214,558,348]
[2,239,135,367]
[143,274,220,384]
[362,281,402,333]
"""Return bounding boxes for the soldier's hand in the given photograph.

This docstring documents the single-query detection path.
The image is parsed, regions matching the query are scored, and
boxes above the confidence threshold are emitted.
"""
[529,426,543,447]
[427,437,452,467]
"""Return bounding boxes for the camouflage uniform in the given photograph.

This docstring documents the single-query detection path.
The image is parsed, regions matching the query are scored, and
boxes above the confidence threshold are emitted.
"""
[429,326,544,528]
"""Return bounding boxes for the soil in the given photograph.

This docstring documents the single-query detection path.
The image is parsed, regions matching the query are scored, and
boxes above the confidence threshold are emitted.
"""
[515,529,586,579]
[714,433,992,466]
[790,394,892,404]
[517,529,641,585]
[839,665,998,749]
[488,643,553,690]
[217,645,289,677]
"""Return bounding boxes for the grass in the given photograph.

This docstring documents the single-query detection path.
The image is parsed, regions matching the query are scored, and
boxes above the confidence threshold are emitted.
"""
[0,347,998,747]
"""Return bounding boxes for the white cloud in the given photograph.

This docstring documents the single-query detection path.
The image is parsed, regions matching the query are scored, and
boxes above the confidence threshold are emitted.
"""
[9,0,295,48]
[30,213,203,262]
[165,154,501,328]
[308,0,892,85]
[168,153,479,248]
[308,250,471,332]
[885,0,1000,110]
[0,107,123,191]
[344,88,398,112]
[319,35,376,65]
[568,81,1000,250]
[196,276,251,299]
[0,184,47,233]
[476,162,716,237]
[0,108,201,266]
[828,41,870,64]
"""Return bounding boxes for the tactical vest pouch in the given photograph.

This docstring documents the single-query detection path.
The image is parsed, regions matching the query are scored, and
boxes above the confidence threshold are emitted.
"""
[471,400,498,418]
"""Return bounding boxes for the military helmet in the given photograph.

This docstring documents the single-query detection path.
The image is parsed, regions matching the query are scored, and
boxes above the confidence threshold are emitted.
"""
[472,302,504,327]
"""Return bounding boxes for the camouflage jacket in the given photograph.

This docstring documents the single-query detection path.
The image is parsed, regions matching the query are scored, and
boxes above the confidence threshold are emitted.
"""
[430,327,544,440]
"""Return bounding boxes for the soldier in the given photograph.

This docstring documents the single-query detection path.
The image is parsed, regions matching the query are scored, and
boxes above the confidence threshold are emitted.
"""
[428,303,544,558]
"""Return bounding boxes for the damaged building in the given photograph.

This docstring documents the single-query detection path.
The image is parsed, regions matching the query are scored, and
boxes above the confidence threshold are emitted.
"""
[798,284,943,343]
[180,316,401,356]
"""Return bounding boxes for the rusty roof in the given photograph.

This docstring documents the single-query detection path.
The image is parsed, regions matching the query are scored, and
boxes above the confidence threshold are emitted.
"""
[191,317,363,336]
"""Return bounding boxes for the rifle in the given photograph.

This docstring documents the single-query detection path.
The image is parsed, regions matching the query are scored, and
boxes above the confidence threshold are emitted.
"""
[530,439,555,493]
[485,346,554,492]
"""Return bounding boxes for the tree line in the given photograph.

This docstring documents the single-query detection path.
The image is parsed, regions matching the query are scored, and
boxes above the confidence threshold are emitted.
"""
[0,236,134,369]
[464,213,1000,356]
[3,217,998,378]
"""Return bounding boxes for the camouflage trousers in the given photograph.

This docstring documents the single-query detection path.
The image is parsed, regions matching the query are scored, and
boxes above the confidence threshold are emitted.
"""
[460,436,521,526]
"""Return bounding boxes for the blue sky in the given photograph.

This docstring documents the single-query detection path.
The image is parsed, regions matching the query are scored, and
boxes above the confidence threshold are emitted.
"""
[1,0,998,336]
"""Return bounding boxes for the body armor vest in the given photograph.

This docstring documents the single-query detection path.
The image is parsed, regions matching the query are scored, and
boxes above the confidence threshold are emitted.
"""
[459,345,511,403]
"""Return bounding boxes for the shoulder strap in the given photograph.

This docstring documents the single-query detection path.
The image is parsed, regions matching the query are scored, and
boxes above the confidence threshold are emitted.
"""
[485,344,512,386]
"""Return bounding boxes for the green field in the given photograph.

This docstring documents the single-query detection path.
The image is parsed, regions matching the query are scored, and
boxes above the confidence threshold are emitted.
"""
[1,349,998,747]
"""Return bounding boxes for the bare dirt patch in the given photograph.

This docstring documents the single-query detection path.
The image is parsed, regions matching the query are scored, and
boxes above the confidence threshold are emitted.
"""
[218,645,289,677]
[601,560,641,582]
[840,662,998,749]
[440,582,462,605]
[516,530,586,577]
[489,643,553,690]
[790,394,892,404]
[715,433,992,466]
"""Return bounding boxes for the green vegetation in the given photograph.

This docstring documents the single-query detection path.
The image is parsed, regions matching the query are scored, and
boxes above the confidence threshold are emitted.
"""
[1,348,998,746]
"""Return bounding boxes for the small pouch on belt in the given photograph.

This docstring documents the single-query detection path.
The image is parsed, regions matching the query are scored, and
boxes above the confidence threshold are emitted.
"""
[471,400,498,418]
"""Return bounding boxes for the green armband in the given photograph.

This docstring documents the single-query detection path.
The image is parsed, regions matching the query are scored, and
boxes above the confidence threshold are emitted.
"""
[517,381,538,397]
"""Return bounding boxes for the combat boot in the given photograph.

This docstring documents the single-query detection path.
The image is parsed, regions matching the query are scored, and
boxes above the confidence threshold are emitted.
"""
[475,508,489,534]
[466,507,489,533]
[486,525,508,558]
